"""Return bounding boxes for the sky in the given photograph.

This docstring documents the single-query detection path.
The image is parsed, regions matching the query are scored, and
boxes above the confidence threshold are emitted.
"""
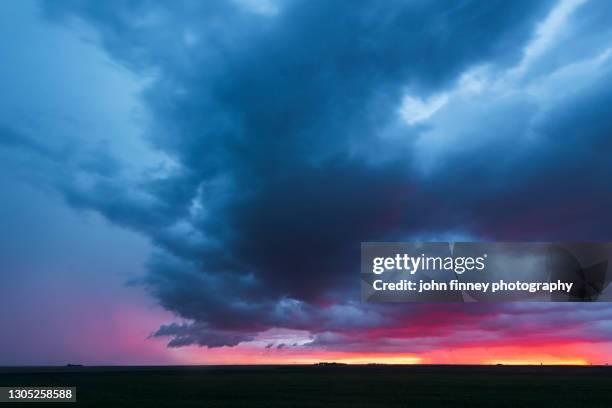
[1,0,612,365]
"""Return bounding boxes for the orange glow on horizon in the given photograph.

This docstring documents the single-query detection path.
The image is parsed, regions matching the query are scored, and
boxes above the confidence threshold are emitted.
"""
[279,355,423,365]
[417,344,596,366]
[164,341,610,366]
[328,355,422,365]
[486,358,588,366]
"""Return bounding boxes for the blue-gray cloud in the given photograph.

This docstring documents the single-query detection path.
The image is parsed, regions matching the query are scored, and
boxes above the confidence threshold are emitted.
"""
[5,0,612,348]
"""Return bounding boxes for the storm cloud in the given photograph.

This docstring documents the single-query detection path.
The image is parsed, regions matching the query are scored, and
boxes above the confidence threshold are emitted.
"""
[5,0,612,350]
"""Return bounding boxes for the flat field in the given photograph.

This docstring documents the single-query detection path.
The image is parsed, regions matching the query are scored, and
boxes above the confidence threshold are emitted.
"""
[1,365,611,407]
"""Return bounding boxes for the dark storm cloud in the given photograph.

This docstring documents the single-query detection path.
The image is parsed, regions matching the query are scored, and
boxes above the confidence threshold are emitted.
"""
[35,0,612,349]
[427,64,612,242]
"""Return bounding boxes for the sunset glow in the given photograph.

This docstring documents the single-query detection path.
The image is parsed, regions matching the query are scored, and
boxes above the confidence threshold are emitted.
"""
[159,339,612,366]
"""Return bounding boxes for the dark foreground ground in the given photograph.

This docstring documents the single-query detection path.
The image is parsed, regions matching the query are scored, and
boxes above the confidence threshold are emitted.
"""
[1,365,612,407]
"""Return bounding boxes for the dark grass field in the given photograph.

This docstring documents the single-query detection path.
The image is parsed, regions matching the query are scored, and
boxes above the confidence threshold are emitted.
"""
[1,365,612,407]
